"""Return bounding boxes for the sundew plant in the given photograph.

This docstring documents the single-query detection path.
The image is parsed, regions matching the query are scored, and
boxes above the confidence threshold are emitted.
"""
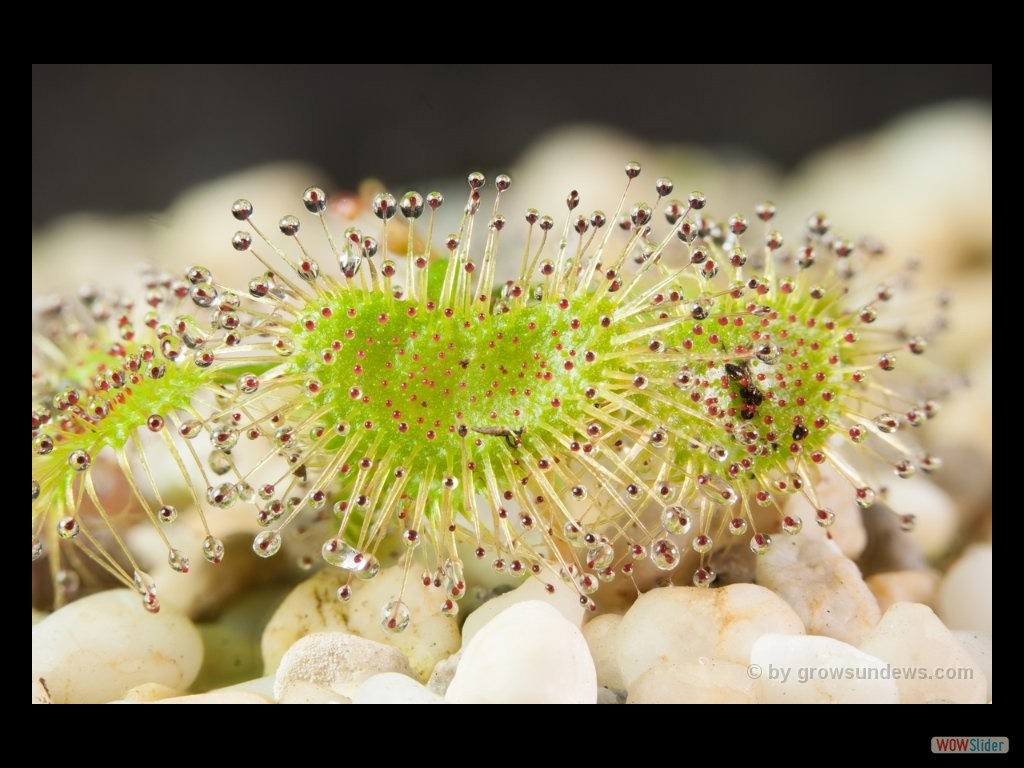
[32,163,947,628]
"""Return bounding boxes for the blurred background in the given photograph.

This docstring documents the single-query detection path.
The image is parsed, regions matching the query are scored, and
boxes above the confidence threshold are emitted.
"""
[32,64,990,227]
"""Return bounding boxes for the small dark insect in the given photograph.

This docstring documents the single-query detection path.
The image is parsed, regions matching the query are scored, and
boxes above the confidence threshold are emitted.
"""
[471,425,525,449]
[726,359,764,420]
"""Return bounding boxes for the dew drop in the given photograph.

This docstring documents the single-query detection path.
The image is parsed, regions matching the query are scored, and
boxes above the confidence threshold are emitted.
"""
[755,342,781,364]
[899,514,917,532]
[303,186,328,213]
[587,541,615,570]
[728,517,748,536]
[158,504,178,524]
[202,536,225,564]
[894,459,916,479]
[252,530,282,558]
[651,539,681,571]
[382,600,411,633]
[440,599,459,618]
[32,480,40,501]
[921,454,943,473]
[661,505,692,535]
[56,516,79,540]
[133,569,160,613]
[207,482,238,508]
[167,548,190,573]
[782,515,803,535]
[874,413,900,433]
[67,449,91,472]
[750,533,772,555]
[693,567,716,587]
[691,534,713,554]
[32,535,43,561]
[815,508,836,528]
[855,487,877,509]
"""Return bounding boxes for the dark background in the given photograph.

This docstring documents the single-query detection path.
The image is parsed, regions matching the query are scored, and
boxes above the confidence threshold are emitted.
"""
[32,64,991,228]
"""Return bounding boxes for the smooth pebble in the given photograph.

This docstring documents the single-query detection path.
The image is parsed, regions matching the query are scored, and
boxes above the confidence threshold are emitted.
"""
[32,589,203,704]
[617,584,804,688]
[446,601,596,704]
[859,602,986,703]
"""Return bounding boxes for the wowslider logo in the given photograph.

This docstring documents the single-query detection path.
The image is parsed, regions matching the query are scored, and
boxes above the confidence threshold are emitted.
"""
[932,738,1008,754]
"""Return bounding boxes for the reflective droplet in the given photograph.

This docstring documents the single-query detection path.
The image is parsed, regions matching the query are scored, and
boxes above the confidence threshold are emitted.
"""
[707,444,729,463]
[921,454,943,473]
[899,514,917,532]
[693,567,716,587]
[586,541,615,570]
[134,569,160,613]
[252,530,282,558]
[894,459,916,479]
[750,533,772,554]
[691,534,713,554]
[158,504,178,524]
[782,515,803,535]
[167,548,190,573]
[203,535,225,564]
[371,192,397,220]
[207,482,238,508]
[32,535,43,561]
[381,600,411,633]
[874,413,900,433]
[67,449,91,472]
[651,539,681,571]
[698,475,738,506]
[815,508,836,528]
[855,487,877,509]
[440,599,459,618]
[399,191,424,219]
[728,517,748,536]
[32,480,40,501]
[755,342,781,364]
[189,281,218,308]
[661,505,692,535]
[56,516,79,540]
[231,199,253,221]
[302,186,328,214]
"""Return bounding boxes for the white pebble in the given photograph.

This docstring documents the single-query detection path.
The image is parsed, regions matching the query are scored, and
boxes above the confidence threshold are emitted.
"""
[859,602,986,703]
[756,524,880,645]
[953,631,992,701]
[273,631,413,700]
[276,681,351,704]
[446,601,596,704]
[627,660,756,704]
[751,633,898,703]
[937,544,992,631]
[32,589,203,704]
[617,584,804,689]
[261,569,348,674]
[866,570,940,614]
[353,672,446,704]
[344,565,460,681]
[582,614,625,691]
[110,690,272,704]
[461,564,584,646]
